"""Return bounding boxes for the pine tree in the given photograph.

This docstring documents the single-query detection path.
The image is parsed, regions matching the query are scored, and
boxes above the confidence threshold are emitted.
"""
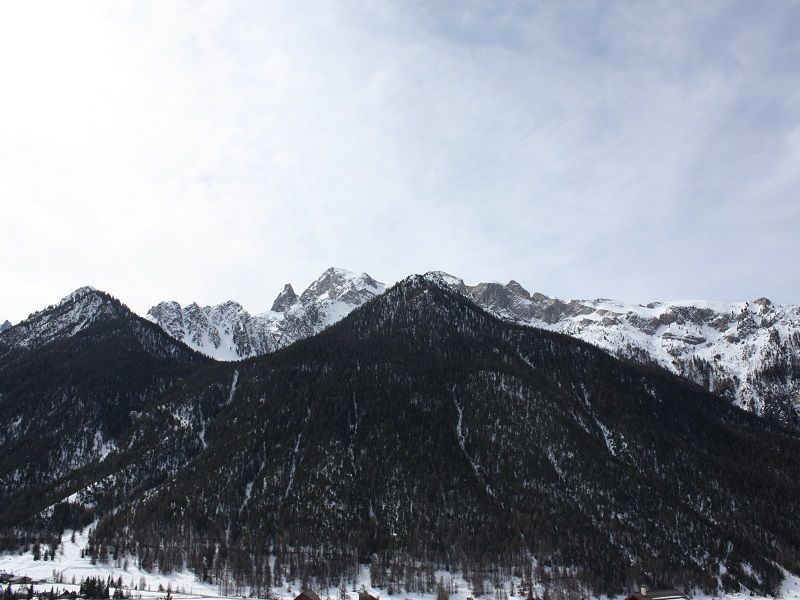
[273,553,283,587]
[472,571,485,598]
[436,577,450,600]
[369,556,383,589]
[264,559,273,596]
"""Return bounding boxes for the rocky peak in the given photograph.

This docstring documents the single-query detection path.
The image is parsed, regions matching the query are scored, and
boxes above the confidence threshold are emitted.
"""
[148,300,181,315]
[1,286,127,351]
[270,284,298,312]
[146,268,385,361]
[468,282,526,317]
[182,302,208,323]
[208,301,248,323]
[147,301,185,339]
[422,271,468,294]
[300,267,382,304]
[531,291,551,303]
[505,280,531,299]
[56,285,99,307]
[753,297,774,314]
[0,320,11,333]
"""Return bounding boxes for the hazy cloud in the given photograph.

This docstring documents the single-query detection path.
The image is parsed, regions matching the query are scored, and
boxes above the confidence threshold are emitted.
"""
[2,1,799,322]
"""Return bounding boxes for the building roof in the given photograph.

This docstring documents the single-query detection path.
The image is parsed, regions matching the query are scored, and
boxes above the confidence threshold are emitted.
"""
[358,592,379,600]
[295,591,322,600]
[625,589,689,600]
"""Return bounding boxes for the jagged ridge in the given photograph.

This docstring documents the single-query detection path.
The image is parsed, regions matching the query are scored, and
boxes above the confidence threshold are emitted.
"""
[145,268,800,426]
[146,267,384,360]
[422,272,800,427]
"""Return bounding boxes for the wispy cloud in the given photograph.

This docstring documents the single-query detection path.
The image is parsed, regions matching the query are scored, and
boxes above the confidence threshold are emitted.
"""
[1,1,798,321]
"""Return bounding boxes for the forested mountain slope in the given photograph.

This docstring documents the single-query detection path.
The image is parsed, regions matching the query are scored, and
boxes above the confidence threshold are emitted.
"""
[0,287,208,527]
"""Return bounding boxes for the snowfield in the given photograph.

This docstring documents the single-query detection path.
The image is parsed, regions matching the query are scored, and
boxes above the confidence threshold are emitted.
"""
[2,528,799,600]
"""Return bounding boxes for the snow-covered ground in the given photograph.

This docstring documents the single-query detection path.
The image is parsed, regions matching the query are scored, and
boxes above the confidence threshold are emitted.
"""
[0,528,217,598]
[2,528,799,600]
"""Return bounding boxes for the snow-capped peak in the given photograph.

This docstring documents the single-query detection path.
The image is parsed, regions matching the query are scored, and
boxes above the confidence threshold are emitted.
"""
[271,284,298,313]
[1,286,122,351]
[300,267,383,304]
[146,268,386,361]
[422,271,468,292]
[58,285,99,306]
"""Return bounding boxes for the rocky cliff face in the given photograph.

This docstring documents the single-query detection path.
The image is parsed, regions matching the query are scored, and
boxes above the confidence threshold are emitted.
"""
[146,268,385,360]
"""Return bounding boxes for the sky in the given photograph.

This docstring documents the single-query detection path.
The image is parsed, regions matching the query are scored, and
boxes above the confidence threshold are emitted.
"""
[2,1,800,323]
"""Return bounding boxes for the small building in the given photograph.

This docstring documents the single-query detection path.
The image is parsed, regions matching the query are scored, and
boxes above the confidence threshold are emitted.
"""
[9,576,33,585]
[0,572,13,584]
[295,591,322,600]
[624,587,689,600]
[358,592,379,600]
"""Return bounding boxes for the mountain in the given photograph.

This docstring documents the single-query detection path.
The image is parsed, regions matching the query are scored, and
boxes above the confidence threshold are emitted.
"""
[146,268,385,360]
[424,272,800,427]
[0,286,207,524]
[5,276,800,597]
[0,320,10,333]
[143,268,800,426]
[1,286,116,351]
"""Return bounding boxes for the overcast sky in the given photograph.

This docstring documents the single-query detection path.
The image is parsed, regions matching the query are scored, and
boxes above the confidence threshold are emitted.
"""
[2,1,799,323]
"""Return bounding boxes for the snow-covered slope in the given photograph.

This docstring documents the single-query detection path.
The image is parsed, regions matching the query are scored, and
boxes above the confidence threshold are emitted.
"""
[0,286,119,351]
[4,526,800,600]
[423,272,800,426]
[146,268,385,360]
[0,527,222,597]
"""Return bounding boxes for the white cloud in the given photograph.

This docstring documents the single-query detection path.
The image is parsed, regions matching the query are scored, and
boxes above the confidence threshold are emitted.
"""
[1,0,798,322]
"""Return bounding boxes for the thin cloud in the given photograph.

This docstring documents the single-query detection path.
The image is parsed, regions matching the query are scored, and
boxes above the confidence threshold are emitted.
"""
[1,1,798,322]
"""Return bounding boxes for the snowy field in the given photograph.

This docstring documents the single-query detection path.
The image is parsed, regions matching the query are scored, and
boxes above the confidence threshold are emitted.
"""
[2,528,800,600]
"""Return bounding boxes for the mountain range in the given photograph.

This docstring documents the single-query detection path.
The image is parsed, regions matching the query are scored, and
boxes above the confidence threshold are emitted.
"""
[1,276,800,598]
[140,267,800,427]
[145,268,384,360]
